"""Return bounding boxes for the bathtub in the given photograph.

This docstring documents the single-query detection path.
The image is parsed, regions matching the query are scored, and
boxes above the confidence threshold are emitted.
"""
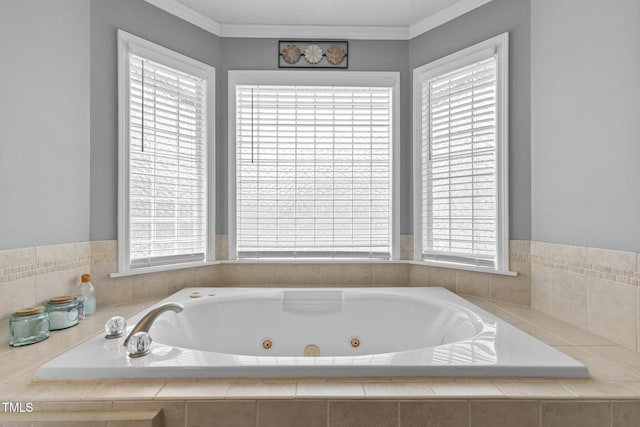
[37,287,589,379]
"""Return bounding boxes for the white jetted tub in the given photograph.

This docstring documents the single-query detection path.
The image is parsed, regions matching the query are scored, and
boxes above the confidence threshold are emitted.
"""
[37,287,589,379]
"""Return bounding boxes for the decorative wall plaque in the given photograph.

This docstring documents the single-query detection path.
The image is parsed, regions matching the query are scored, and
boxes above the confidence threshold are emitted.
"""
[278,40,348,69]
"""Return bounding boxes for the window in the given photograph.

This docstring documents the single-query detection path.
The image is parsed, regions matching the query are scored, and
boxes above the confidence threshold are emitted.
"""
[117,30,215,274]
[413,33,509,272]
[229,71,399,260]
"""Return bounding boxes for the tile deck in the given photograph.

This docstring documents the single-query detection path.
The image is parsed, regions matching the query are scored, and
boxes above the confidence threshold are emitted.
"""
[1,294,640,401]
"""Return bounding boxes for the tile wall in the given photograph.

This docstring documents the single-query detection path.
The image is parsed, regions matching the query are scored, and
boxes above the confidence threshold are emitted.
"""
[0,237,531,322]
[410,240,531,305]
[0,242,92,322]
[6,237,638,353]
[2,398,640,427]
[90,241,220,308]
[119,399,637,427]
[531,241,640,351]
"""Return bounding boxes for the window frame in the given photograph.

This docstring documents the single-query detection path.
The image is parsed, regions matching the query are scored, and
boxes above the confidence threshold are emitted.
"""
[412,32,510,274]
[228,70,401,261]
[116,30,216,276]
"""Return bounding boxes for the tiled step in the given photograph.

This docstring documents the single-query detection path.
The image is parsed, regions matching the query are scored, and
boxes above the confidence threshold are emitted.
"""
[0,409,161,426]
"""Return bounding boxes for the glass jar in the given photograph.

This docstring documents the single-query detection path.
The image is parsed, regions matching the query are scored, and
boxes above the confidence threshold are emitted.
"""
[45,296,79,330]
[10,306,50,347]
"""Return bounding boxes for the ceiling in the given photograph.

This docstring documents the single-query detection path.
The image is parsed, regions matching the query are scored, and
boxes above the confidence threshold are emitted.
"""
[145,0,494,39]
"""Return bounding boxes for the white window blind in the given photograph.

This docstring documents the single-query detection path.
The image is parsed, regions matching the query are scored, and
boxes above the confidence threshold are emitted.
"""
[421,55,499,268]
[127,53,208,268]
[235,85,393,259]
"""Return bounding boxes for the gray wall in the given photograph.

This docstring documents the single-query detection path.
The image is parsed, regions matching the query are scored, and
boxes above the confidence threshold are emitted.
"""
[89,0,222,241]
[531,0,640,251]
[6,0,637,253]
[2,0,531,248]
[1,0,533,249]
[0,0,90,250]
[409,0,532,240]
[217,39,410,234]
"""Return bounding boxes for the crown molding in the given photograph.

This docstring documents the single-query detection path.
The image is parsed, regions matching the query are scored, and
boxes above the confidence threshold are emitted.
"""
[408,0,495,39]
[219,24,409,40]
[145,0,221,35]
[145,0,493,40]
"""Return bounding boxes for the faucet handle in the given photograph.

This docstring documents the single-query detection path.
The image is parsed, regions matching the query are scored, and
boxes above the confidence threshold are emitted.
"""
[127,331,152,358]
[105,316,127,339]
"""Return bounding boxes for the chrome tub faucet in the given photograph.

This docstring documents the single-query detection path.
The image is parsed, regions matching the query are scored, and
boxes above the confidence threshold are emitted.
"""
[123,302,184,348]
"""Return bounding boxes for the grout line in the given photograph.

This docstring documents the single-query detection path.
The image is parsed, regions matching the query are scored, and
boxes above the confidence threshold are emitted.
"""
[483,301,571,345]
[586,275,591,335]
[539,399,542,427]
[563,344,622,347]
[151,382,165,400]
[254,400,258,427]
[80,381,100,401]
[572,345,640,379]
[488,274,493,301]
[609,400,613,427]
[326,399,330,427]
[637,286,640,352]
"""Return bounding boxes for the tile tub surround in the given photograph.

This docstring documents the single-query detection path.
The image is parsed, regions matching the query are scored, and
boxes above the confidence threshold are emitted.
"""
[89,237,531,306]
[411,240,531,305]
[530,241,640,351]
[8,237,640,355]
[2,297,640,426]
[0,242,92,321]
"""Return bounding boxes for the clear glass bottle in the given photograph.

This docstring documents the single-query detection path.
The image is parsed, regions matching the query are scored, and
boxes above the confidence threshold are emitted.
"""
[78,273,96,316]
[10,306,50,346]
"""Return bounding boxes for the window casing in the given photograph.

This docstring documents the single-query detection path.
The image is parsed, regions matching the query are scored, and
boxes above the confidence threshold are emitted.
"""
[229,71,400,260]
[413,33,509,273]
[117,30,215,274]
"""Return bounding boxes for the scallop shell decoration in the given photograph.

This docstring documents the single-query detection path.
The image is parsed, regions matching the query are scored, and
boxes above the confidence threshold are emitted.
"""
[326,46,346,65]
[304,44,323,64]
[281,44,301,64]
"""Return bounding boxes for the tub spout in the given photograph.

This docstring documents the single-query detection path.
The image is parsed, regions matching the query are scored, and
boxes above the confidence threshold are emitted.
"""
[123,302,184,347]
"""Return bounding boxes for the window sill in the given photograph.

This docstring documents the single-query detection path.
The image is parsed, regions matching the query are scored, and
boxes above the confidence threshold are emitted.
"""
[407,260,518,277]
[110,260,220,278]
[220,259,406,264]
[109,259,517,278]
